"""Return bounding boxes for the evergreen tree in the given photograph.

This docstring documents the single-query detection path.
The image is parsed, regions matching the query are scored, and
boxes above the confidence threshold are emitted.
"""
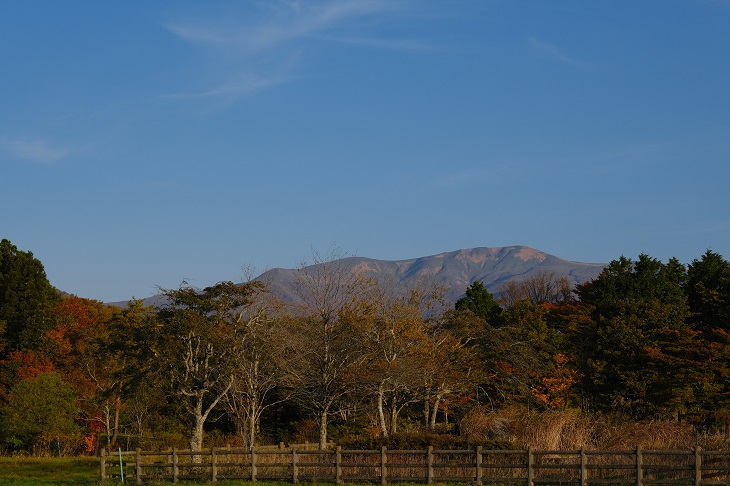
[455,280,502,323]
[0,239,59,356]
[686,250,730,333]
[575,254,691,418]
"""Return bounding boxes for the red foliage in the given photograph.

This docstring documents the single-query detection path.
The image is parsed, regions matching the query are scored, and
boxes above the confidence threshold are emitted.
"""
[3,350,55,380]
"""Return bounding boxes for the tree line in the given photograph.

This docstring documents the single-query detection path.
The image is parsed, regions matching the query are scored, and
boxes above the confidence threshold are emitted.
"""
[1,238,729,456]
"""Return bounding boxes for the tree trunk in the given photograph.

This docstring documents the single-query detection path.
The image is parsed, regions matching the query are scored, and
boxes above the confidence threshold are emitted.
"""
[190,397,205,462]
[389,399,398,435]
[248,403,257,449]
[429,395,441,431]
[249,363,259,448]
[319,408,329,450]
[109,396,121,448]
[377,384,389,437]
[103,406,112,448]
[423,396,430,428]
[190,417,204,461]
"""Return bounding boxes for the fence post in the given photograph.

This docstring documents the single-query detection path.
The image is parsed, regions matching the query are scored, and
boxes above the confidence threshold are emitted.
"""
[336,445,342,484]
[476,446,483,486]
[427,446,434,484]
[636,446,643,486]
[527,447,534,486]
[292,448,298,484]
[172,447,179,484]
[695,446,702,486]
[166,448,172,479]
[251,448,257,482]
[580,447,588,486]
[135,448,142,484]
[211,447,217,482]
[381,446,388,485]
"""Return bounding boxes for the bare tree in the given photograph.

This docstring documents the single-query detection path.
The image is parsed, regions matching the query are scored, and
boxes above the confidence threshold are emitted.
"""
[154,281,261,456]
[498,271,576,307]
[281,249,372,449]
[420,325,477,430]
[363,279,435,437]
[223,281,291,449]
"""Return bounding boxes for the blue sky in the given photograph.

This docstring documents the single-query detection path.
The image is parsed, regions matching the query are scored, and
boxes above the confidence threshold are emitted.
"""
[2,0,729,302]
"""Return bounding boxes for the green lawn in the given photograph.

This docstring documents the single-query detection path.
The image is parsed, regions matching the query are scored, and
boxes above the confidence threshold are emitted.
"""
[0,456,101,485]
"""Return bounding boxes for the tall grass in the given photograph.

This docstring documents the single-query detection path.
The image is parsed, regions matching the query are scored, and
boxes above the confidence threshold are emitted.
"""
[460,407,730,450]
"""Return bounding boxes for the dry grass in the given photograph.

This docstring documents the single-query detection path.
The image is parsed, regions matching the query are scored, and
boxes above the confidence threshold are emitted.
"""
[461,407,725,451]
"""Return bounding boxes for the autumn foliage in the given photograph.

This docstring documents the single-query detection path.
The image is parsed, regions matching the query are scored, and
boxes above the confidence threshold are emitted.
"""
[1,241,730,456]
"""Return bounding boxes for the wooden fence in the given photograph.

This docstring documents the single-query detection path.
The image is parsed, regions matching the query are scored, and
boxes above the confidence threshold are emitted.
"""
[101,446,730,485]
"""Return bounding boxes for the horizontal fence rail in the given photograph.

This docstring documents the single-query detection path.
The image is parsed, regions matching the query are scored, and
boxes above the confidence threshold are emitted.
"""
[100,446,730,485]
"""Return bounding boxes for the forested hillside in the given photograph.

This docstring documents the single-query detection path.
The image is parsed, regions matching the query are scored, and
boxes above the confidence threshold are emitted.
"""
[1,238,729,456]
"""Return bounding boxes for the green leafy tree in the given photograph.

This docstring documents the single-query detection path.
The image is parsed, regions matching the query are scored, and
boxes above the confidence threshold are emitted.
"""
[480,300,557,408]
[455,281,502,324]
[42,296,119,449]
[0,372,79,454]
[102,299,159,448]
[0,239,59,355]
[575,254,691,418]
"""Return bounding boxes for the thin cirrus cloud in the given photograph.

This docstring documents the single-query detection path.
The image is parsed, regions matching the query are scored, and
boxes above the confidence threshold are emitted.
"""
[162,70,298,100]
[528,37,590,68]
[166,0,399,51]
[0,138,70,163]
[163,0,423,100]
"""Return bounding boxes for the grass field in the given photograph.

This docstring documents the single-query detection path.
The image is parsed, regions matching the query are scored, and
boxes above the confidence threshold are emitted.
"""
[0,456,432,486]
[0,456,101,485]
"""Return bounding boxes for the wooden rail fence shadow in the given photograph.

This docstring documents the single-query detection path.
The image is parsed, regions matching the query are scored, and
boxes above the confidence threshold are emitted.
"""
[101,446,730,485]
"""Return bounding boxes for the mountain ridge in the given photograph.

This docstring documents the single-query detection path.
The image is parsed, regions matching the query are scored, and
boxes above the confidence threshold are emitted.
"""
[112,246,605,308]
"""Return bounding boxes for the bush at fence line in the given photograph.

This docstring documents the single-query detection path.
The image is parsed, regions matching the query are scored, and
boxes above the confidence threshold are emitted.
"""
[337,432,515,450]
[202,429,246,449]
[459,408,516,443]
[697,418,730,450]
[132,431,188,451]
[511,408,596,450]
[502,408,703,451]
[285,419,319,445]
[327,417,373,443]
[591,414,696,450]
[0,432,86,457]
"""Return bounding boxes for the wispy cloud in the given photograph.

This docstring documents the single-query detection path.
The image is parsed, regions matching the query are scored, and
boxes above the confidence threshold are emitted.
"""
[167,0,398,51]
[528,38,589,68]
[315,34,435,53]
[164,0,426,101]
[0,138,70,163]
[163,70,299,100]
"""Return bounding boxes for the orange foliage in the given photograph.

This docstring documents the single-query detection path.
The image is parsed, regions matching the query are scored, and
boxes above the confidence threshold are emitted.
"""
[531,353,579,410]
[4,350,55,380]
[83,434,97,453]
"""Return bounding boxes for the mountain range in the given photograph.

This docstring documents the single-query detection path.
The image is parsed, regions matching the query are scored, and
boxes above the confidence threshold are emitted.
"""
[121,246,606,308]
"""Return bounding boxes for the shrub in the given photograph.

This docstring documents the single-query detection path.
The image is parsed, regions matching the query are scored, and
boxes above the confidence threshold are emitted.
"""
[337,432,515,450]
[0,372,80,455]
